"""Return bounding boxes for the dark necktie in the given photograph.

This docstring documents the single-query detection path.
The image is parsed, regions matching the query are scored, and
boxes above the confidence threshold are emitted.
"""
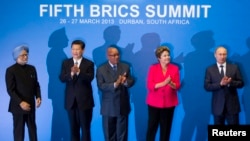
[113,65,117,72]
[73,61,78,80]
[220,65,224,77]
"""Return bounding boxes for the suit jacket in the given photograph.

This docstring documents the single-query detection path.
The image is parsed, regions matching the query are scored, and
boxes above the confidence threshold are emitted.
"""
[5,63,41,114]
[60,57,94,110]
[146,63,181,108]
[96,61,135,116]
[204,63,244,115]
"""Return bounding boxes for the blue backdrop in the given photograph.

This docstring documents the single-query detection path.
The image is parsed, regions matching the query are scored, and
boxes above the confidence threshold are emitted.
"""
[1,0,250,141]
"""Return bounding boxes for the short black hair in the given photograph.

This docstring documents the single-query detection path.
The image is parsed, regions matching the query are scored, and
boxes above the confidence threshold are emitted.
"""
[71,40,85,49]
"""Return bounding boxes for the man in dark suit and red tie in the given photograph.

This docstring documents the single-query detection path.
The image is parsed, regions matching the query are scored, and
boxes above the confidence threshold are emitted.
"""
[204,46,244,125]
[60,40,94,141]
[96,45,135,141]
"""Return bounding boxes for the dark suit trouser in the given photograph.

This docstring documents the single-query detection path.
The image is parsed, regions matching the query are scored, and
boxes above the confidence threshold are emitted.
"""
[146,106,175,141]
[102,115,128,141]
[214,107,239,125]
[67,104,93,141]
[12,113,37,141]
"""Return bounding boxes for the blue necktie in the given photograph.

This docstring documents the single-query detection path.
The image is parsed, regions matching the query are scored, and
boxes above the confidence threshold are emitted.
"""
[113,65,117,72]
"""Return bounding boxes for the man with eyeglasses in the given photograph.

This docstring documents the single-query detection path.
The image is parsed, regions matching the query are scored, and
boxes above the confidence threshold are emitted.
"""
[5,45,42,141]
[96,45,135,141]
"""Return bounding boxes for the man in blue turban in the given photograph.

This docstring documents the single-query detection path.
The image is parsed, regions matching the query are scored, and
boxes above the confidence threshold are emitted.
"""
[5,45,42,141]
[12,45,29,61]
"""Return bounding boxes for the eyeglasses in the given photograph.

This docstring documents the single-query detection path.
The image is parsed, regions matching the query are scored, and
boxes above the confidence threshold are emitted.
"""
[19,54,28,57]
[109,54,119,57]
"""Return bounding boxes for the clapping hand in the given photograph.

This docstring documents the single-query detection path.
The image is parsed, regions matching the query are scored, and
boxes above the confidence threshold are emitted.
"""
[164,75,171,85]
[115,72,127,87]
[220,76,232,86]
[71,63,80,76]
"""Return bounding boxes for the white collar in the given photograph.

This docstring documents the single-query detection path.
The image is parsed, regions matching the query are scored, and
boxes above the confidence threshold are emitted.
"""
[217,62,226,68]
[109,62,117,67]
[74,58,82,67]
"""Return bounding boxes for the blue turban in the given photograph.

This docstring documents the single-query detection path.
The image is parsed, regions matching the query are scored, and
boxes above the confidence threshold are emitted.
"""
[12,45,29,61]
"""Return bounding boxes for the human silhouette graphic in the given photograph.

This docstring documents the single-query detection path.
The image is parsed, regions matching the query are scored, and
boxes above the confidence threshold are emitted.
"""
[46,27,70,141]
[233,36,250,124]
[241,37,250,124]
[179,30,215,141]
[130,32,160,141]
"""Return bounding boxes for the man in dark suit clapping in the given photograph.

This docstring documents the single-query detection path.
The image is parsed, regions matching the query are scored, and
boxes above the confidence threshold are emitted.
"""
[204,46,244,125]
[60,40,94,141]
[96,45,135,141]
